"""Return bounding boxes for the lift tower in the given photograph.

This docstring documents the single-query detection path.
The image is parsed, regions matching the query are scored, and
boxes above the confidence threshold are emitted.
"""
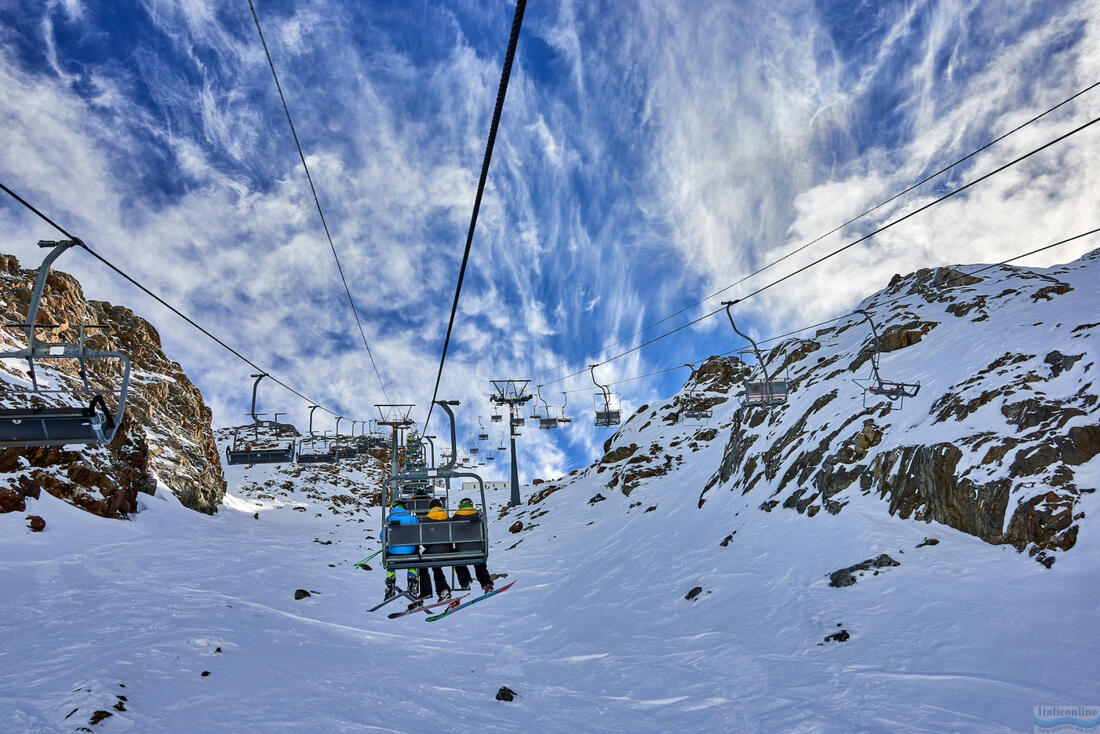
[489,380,533,507]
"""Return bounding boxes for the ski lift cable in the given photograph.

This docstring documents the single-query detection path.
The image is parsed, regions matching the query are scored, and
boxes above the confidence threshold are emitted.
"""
[247,0,390,403]
[535,80,1100,384]
[422,0,527,433]
[0,180,349,420]
[539,112,1100,389]
[558,225,1100,396]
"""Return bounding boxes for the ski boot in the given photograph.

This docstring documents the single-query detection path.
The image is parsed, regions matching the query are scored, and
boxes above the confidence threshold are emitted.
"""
[437,589,451,603]
[481,582,494,594]
[384,575,397,600]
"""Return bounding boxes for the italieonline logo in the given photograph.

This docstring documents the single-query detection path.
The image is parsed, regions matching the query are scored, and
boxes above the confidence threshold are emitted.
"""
[1034,706,1100,732]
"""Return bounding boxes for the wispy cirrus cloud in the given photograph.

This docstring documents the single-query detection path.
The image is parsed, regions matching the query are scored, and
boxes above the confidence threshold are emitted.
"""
[0,0,1096,479]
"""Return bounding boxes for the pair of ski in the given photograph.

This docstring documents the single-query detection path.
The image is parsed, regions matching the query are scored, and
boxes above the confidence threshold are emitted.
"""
[371,581,515,621]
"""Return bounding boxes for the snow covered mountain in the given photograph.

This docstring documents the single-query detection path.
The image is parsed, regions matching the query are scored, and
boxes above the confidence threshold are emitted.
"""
[1,250,1098,732]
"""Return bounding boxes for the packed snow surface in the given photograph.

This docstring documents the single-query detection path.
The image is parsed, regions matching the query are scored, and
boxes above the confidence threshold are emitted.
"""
[1,417,1097,733]
[3,253,1100,732]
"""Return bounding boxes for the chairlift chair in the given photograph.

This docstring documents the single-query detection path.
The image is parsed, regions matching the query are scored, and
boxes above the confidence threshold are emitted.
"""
[590,365,621,427]
[296,436,336,464]
[225,374,295,464]
[533,384,559,429]
[0,240,132,448]
[226,414,296,465]
[296,405,336,463]
[380,401,490,572]
[490,406,503,423]
[852,309,920,409]
[723,303,789,409]
[680,364,713,424]
[558,392,573,424]
[477,416,489,442]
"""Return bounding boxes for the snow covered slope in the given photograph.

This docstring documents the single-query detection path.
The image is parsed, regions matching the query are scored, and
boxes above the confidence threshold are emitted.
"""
[1,252,1098,733]
[699,250,1100,565]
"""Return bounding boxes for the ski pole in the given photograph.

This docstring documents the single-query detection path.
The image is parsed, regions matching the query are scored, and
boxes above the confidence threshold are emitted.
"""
[353,549,383,567]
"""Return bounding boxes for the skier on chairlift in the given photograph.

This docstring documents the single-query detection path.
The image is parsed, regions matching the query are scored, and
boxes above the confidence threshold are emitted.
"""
[381,499,420,601]
[423,499,454,602]
[452,498,494,593]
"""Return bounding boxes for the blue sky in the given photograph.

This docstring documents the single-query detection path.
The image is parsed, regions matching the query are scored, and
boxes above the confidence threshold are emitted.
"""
[0,0,1097,479]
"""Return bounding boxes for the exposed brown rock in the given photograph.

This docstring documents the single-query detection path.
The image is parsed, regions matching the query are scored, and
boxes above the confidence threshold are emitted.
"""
[0,254,226,515]
[600,443,638,465]
[25,514,45,531]
[0,487,25,513]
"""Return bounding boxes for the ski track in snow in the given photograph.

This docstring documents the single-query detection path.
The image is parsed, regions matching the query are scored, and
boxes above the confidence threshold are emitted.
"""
[1,257,1099,732]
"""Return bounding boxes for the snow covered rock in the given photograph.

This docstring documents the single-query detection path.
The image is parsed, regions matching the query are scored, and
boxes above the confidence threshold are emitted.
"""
[0,253,225,516]
[701,249,1100,564]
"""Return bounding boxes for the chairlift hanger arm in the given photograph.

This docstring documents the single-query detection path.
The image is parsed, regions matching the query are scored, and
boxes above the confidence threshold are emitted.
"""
[722,302,771,385]
[853,309,885,387]
[248,372,270,423]
[589,364,611,401]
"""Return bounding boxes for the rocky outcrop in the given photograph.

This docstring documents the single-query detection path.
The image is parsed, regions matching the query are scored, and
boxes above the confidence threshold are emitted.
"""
[0,252,226,515]
[706,253,1100,565]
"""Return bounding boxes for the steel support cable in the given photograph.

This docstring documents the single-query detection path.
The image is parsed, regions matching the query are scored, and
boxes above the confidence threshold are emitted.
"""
[0,180,347,419]
[535,79,1100,384]
[539,112,1100,388]
[247,0,389,403]
[560,226,1100,395]
[423,0,527,432]
[723,114,1100,307]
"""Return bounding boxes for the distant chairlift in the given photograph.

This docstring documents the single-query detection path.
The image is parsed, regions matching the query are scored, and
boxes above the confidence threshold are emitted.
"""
[226,373,296,465]
[331,416,357,460]
[680,364,713,424]
[723,302,789,409]
[535,384,558,429]
[558,392,573,424]
[852,309,920,409]
[477,417,489,442]
[297,405,336,464]
[489,406,503,423]
[0,240,131,447]
[590,364,621,427]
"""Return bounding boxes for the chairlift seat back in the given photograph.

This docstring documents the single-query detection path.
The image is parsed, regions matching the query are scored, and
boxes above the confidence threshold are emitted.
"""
[384,517,487,569]
[744,380,789,405]
[539,417,558,429]
[870,381,920,399]
[0,401,111,447]
[226,444,295,465]
[297,450,336,464]
[406,496,439,515]
[595,410,621,427]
